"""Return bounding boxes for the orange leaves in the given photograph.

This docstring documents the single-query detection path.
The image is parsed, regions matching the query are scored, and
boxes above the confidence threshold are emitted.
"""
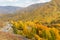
[36,24,49,30]
[11,20,60,40]
[49,27,60,40]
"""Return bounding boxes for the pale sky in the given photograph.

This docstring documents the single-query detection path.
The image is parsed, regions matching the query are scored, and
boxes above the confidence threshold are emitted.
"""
[0,0,51,7]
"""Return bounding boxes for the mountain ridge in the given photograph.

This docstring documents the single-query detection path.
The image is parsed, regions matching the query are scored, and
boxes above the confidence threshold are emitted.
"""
[0,0,60,24]
[0,6,23,14]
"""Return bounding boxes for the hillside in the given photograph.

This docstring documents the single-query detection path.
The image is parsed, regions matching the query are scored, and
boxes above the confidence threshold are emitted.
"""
[0,0,60,40]
[16,0,60,24]
[0,0,59,23]
[0,0,60,26]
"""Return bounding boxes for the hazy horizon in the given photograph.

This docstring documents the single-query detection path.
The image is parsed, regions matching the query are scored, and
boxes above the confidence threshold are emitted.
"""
[0,0,51,7]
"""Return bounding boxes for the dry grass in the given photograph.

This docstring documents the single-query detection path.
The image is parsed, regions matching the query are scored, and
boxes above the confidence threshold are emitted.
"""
[0,31,28,40]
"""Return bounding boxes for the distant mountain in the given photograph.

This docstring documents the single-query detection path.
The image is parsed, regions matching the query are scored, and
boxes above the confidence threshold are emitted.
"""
[0,6,22,14]
[8,0,60,23]
[0,0,60,24]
